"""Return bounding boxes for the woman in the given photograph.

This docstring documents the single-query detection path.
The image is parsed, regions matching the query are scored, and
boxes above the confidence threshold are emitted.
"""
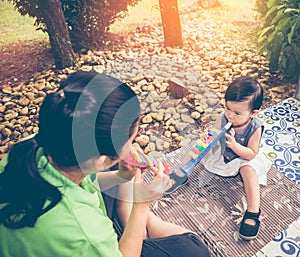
[0,71,210,257]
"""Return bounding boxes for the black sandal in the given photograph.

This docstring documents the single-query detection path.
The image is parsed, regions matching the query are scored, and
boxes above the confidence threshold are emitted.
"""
[165,172,188,194]
[239,209,261,240]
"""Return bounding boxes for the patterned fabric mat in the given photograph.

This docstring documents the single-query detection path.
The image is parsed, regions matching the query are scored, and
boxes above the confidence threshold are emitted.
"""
[150,98,300,257]
[150,148,300,257]
[254,217,300,257]
[253,97,300,257]
[258,97,300,185]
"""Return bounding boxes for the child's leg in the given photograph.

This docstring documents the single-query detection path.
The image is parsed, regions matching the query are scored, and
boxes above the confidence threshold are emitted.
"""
[239,165,262,240]
[239,165,260,225]
[146,212,191,239]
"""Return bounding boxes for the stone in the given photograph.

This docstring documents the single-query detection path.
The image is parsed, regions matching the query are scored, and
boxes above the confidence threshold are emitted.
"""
[4,112,18,121]
[195,106,205,113]
[151,112,164,121]
[2,127,12,136]
[0,146,8,154]
[181,113,195,124]
[271,86,285,93]
[0,105,6,112]
[168,77,190,99]
[33,97,45,105]
[174,121,188,131]
[2,86,12,94]
[156,138,170,151]
[20,107,29,115]
[144,142,156,154]
[135,135,149,147]
[142,114,153,124]
[191,111,201,119]
[131,76,145,83]
[19,97,30,106]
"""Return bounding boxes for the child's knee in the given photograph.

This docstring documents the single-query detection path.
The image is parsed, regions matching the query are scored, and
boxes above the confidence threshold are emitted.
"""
[240,165,255,174]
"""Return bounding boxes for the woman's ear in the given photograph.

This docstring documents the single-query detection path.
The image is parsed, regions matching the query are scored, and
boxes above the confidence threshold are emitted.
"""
[93,155,110,171]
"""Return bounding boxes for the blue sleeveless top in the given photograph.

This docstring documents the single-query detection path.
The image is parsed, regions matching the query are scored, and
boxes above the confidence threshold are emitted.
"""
[220,113,264,162]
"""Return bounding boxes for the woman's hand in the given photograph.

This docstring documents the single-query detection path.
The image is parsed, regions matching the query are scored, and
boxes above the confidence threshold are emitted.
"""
[133,162,171,203]
[116,161,141,181]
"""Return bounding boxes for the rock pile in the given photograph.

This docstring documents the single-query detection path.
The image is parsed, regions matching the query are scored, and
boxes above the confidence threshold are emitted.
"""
[0,2,295,159]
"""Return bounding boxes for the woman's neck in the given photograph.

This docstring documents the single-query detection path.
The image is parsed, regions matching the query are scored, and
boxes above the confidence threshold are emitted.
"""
[47,156,85,184]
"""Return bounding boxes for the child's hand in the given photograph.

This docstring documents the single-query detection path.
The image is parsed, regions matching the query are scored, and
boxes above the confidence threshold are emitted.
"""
[225,128,237,149]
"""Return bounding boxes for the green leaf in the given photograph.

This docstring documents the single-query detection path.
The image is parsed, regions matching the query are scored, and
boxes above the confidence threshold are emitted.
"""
[258,25,275,42]
[267,0,281,9]
[258,43,268,55]
[284,8,300,14]
[267,30,276,43]
[266,5,285,20]
[258,35,267,44]
[271,9,284,25]
[282,54,298,77]
[280,54,287,70]
[294,44,300,64]
[269,31,284,71]
[288,18,300,44]
[276,16,292,35]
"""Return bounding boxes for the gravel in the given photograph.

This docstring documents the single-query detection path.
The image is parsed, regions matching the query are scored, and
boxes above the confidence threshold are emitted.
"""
[0,1,296,159]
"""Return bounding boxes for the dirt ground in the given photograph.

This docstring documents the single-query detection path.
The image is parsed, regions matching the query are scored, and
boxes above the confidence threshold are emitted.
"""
[0,40,54,86]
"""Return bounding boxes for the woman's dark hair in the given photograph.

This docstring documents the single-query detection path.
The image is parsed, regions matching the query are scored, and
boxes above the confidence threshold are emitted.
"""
[0,71,141,228]
[225,76,263,111]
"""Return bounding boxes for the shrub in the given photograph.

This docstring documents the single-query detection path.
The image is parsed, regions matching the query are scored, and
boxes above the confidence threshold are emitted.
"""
[258,0,300,80]
[8,0,141,52]
[61,0,141,52]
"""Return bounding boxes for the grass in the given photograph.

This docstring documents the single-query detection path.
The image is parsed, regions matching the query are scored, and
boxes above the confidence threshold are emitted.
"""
[0,1,47,46]
[110,0,190,34]
[110,0,161,34]
[0,0,260,48]
[0,0,190,47]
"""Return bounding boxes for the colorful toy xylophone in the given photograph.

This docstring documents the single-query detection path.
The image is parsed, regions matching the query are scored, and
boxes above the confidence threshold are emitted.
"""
[123,122,231,190]
[122,147,170,174]
[179,122,232,176]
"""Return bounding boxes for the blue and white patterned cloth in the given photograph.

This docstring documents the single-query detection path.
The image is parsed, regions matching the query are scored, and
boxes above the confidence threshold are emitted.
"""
[258,97,300,185]
[255,97,300,257]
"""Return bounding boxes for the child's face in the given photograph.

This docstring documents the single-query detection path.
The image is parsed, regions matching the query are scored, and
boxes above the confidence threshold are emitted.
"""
[224,100,257,128]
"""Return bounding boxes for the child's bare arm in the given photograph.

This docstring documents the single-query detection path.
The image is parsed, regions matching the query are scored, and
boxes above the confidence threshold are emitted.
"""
[225,127,262,161]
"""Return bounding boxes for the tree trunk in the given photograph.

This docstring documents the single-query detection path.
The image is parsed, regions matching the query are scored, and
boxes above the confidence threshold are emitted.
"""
[159,0,183,47]
[38,0,77,68]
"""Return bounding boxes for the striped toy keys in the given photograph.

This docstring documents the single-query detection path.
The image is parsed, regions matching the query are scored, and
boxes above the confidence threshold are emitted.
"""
[123,122,231,194]
[165,122,232,194]
[122,147,170,174]
[180,122,232,176]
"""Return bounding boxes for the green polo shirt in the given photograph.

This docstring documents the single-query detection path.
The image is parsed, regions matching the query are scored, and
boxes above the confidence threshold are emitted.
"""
[0,149,122,257]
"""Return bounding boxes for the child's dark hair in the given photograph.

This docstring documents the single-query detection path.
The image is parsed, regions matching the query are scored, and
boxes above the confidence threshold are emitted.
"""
[0,71,141,228]
[225,76,263,111]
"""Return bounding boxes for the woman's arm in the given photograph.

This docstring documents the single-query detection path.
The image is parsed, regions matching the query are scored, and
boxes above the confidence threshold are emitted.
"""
[118,164,171,257]
[97,162,138,191]
[118,201,150,257]
[96,170,130,191]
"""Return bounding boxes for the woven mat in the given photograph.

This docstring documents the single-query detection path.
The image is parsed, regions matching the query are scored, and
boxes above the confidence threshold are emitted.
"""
[150,147,300,257]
